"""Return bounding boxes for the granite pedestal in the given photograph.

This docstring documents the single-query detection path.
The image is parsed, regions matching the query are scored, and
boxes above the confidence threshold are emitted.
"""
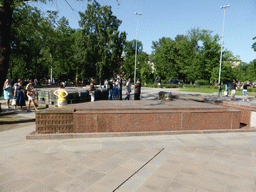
[35,100,240,134]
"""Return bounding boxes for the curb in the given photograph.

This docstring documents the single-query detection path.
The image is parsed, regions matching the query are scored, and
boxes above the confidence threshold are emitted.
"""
[26,128,256,140]
[0,110,15,116]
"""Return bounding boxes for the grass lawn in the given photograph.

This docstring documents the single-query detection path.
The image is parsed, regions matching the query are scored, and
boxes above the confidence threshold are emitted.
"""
[180,88,256,96]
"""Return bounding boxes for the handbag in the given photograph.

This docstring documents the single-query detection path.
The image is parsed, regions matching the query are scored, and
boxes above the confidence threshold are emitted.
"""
[12,99,16,106]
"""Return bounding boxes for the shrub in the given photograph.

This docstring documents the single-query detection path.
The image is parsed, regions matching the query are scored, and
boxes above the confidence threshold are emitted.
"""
[195,79,209,85]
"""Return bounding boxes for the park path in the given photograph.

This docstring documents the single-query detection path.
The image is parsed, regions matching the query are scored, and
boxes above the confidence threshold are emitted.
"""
[1,87,256,191]
[0,124,256,191]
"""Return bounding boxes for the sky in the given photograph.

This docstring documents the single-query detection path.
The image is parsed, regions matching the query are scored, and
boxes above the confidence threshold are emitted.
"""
[27,0,256,63]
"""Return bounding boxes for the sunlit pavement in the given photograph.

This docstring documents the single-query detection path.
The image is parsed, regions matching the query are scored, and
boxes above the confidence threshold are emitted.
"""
[1,88,256,192]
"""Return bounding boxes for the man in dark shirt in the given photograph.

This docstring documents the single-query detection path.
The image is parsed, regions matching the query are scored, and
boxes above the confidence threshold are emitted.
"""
[231,80,237,100]
[134,78,141,100]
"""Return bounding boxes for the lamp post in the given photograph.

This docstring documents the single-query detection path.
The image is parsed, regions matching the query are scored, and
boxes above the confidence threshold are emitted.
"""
[218,5,230,85]
[134,12,142,84]
[50,53,53,84]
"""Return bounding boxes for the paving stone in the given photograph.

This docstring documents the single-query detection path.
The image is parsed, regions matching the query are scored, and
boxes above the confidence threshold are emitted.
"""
[231,154,252,166]
[92,156,127,174]
[0,176,37,191]
[194,147,215,155]
[226,184,256,192]
[55,178,87,192]
[173,172,201,188]
[52,151,80,163]
[22,182,58,192]
[93,174,124,191]
[115,149,144,159]
[41,173,73,188]
[0,185,12,192]
[135,164,158,179]
[64,165,86,176]
[186,157,210,167]
[149,167,179,181]
[180,164,206,177]
[203,169,229,183]
[199,177,227,192]
[75,169,106,186]
[115,174,146,192]
[166,181,197,192]
[120,158,146,171]
[47,159,74,173]
[26,168,57,182]
[0,171,22,185]
[90,150,122,160]
[196,187,219,192]
[158,159,184,172]
[83,184,108,192]
[77,157,102,168]
[103,166,134,181]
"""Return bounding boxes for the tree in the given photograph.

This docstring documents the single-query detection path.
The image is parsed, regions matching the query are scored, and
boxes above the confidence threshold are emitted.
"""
[151,28,233,84]
[77,1,126,83]
[8,3,47,80]
[122,39,146,82]
[0,0,99,94]
[252,36,256,52]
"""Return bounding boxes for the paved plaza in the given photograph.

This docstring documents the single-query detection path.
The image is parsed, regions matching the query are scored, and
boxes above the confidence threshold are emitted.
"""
[1,87,256,192]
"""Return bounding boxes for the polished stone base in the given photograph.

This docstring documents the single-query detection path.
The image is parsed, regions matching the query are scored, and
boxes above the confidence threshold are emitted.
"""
[35,100,240,134]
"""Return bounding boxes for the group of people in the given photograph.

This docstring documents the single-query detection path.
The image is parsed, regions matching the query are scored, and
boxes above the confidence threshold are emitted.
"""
[3,77,141,110]
[89,77,142,102]
[3,79,39,112]
[218,80,250,101]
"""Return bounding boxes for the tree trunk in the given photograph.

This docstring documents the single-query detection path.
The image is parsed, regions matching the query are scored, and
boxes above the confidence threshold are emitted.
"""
[0,1,14,94]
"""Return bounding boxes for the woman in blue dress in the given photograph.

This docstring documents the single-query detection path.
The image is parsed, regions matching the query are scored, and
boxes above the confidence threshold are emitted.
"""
[3,79,13,108]
[14,79,25,110]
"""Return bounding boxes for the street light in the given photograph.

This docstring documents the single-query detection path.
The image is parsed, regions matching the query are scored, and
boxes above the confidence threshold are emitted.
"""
[134,12,142,84]
[218,5,230,85]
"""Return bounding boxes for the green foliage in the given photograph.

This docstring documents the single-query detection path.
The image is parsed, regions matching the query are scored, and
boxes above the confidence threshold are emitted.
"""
[142,84,179,88]
[232,60,256,83]
[195,79,209,85]
[151,28,236,84]
[76,1,126,83]
[122,40,152,83]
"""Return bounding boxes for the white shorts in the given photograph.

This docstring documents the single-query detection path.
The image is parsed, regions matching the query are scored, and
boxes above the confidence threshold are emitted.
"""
[58,100,67,107]
[27,94,34,101]
[231,90,236,96]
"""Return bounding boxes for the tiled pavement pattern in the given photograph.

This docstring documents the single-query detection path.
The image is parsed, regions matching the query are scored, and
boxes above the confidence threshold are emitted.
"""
[1,87,256,192]
[1,125,256,192]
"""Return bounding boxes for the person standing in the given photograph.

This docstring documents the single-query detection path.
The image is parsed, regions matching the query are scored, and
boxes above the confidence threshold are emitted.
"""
[225,84,229,97]
[134,78,141,100]
[54,82,68,107]
[14,79,26,110]
[242,81,250,102]
[218,84,222,97]
[108,78,114,100]
[3,79,13,109]
[231,80,237,101]
[104,79,108,89]
[90,78,96,102]
[125,78,131,100]
[26,79,39,112]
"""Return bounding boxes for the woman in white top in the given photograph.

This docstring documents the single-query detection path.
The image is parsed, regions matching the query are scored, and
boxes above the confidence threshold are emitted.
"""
[26,79,39,112]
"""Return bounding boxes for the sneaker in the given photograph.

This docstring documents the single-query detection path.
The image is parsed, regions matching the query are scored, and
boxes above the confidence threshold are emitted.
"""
[247,99,249,102]
[243,99,244,101]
